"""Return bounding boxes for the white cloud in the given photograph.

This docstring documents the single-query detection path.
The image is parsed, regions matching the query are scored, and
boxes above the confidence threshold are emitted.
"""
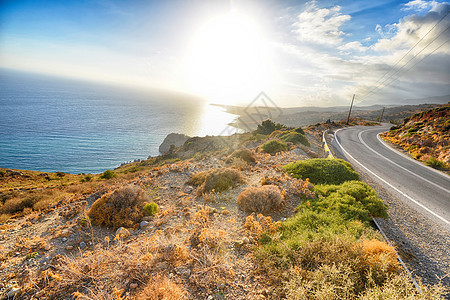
[375,23,398,39]
[274,2,450,106]
[402,0,439,11]
[338,41,368,52]
[293,1,351,46]
[372,3,450,55]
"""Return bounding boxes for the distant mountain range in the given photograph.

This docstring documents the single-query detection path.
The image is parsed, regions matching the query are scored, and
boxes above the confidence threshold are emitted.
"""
[216,95,449,130]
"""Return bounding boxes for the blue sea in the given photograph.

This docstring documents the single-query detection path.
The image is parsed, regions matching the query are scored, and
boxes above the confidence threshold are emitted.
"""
[0,69,239,174]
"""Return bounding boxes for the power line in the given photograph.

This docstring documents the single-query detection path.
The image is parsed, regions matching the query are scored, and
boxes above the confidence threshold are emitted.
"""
[371,36,450,94]
[363,10,450,96]
[360,23,450,101]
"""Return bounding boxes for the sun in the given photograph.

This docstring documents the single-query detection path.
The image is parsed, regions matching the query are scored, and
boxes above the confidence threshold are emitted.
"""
[184,11,270,105]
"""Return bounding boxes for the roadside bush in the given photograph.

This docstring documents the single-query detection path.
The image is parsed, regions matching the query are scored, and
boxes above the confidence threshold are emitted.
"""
[226,148,256,163]
[143,202,159,216]
[284,158,360,185]
[100,169,117,179]
[186,168,244,194]
[237,185,284,214]
[309,180,388,223]
[425,156,444,168]
[88,185,149,228]
[255,120,285,135]
[280,131,310,147]
[261,140,288,155]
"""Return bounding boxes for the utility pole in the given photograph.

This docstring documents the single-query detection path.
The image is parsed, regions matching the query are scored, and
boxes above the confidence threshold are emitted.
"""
[346,94,355,125]
[379,107,385,122]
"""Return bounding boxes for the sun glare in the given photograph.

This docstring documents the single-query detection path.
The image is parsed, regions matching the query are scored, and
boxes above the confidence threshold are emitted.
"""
[184,11,270,105]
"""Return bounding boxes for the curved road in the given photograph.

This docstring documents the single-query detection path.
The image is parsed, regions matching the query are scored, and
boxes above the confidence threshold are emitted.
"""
[332,124,450,231]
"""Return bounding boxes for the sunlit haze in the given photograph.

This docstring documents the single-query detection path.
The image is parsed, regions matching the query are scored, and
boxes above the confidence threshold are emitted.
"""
[184,11,273,104]
[1,0,449,106]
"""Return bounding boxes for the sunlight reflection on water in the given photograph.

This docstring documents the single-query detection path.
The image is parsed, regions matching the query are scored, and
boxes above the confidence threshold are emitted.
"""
[195,104,243,137]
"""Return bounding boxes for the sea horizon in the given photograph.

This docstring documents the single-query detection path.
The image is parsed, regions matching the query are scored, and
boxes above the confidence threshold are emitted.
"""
[0,69,240,174]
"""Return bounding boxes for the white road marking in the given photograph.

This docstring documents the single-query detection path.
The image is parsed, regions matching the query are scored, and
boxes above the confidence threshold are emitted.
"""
[358,129,450,194]
[334,128,449,226]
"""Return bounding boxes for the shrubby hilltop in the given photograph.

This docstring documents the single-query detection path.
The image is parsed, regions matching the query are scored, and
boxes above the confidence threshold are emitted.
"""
[381,104,449,172]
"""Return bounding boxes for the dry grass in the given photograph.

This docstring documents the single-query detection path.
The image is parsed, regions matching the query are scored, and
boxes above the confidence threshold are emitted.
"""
[88,185,150,228]
[237,185,284,214]
[225,148,256,164]
[134,276,187,300]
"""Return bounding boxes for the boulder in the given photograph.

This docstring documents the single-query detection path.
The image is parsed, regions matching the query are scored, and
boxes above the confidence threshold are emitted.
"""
[159,133,190,154]
[115,227,131,240]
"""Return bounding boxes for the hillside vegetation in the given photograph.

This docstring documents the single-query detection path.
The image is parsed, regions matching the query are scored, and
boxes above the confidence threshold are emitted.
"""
[381,104,449,170]
[0,120,446,299]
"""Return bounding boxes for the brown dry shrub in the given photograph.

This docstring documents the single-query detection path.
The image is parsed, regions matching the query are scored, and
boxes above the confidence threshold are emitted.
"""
[237,185,284,214]
[244,213,281,237]
[88,185,150,228]
[186,168,244,194]
[189,227,227,249]
[189,244,235,293]
[225,148,256,164]
[162,244,190,267]
[362,239,400,275]
[135,275,187,299]
[36,238,158,299]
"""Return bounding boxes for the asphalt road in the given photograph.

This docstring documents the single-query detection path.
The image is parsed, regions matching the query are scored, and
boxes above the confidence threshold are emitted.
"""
[332,124,450,231]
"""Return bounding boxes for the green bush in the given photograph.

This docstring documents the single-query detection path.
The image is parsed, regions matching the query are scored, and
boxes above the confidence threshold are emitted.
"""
[27,252,39,259]
[308,180,388,223]
[284,158,360,185]
[425,156,444,168]
[143,202,159,216]
[261,140,288,155]
[294,127,305,135]
[100,169,117,179]
[255,120,285,135]
[280,131,310,147]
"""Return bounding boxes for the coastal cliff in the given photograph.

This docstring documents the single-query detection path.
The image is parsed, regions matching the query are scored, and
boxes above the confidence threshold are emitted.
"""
[158,133,190,154]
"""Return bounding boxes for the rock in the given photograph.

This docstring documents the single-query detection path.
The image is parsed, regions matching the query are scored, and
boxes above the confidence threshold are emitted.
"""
[175,266,191,277]
[39,257,50,265]
[208,293,225,300]
[44,244,51,251]
[159,133,190,154]
[242,237,250,244]
[62,237,68,242]
[7,287,21,297]
[130,283,138,289]
[66,245,74,251]
[140,221,149,230]
[79,242,87,249]
[115,227,131,240]
[184,185,193,194]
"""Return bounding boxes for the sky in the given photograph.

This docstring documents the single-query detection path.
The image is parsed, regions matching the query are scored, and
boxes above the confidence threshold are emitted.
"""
[0,0,449,107]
